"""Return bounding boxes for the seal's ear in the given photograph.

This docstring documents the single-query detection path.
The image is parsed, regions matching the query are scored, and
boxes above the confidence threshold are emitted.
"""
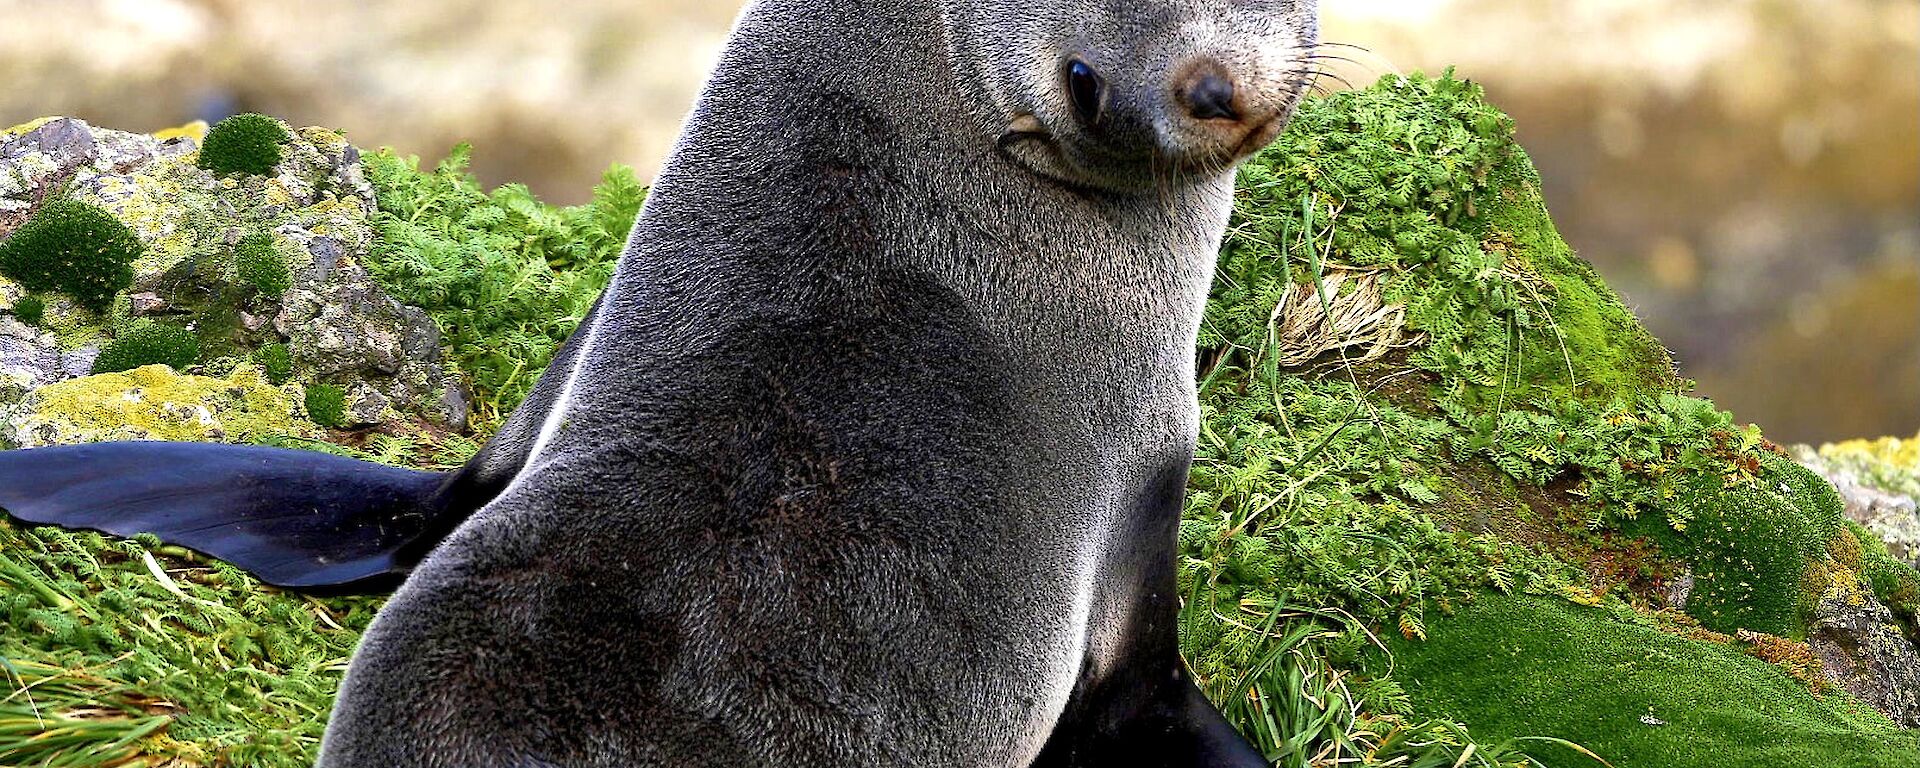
[0,442,464,592]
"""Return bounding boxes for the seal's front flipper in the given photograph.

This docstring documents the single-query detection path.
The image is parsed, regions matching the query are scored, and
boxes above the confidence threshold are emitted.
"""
[0,442,456,591]
[1173,676,1271,768]
[1034,667,1270,768]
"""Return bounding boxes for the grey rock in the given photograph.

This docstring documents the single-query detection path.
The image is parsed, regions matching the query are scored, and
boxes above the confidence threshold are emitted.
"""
[129,292,169,316]
[1659,570,1694,610]
[275,259,466,428]
[0,117,98,232]
[1807,590,1920,727]
[345,382,393,427]
[1797,446,1920,567]
[60,348,99,379]
[0,318,61,406]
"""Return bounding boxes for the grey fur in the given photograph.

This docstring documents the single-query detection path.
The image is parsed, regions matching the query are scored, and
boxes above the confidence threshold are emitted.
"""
[317,0,1316,765]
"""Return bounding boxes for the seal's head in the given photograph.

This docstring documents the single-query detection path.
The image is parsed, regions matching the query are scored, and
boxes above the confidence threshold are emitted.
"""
[945,0,1319,192]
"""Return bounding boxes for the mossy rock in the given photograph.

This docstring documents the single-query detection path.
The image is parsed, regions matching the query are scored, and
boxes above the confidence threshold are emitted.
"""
[4,364,311,447]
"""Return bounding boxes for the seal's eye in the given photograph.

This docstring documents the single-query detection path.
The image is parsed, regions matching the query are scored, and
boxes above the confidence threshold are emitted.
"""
[1066,59,1104,124]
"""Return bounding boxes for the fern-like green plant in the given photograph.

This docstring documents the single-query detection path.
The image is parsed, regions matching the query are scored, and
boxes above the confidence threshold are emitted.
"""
[359,145,643,424]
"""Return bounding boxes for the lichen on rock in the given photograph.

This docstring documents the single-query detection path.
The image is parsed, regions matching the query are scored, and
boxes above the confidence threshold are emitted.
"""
[4,363,310,447]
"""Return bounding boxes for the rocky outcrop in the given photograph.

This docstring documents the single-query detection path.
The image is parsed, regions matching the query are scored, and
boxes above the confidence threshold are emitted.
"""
[1808,584,1920,727]
[1798,443,1920,568]
[0,116,466,431]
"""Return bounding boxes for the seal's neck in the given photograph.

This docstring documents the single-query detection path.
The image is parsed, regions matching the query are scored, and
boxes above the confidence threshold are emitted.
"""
[632,0,1233,375]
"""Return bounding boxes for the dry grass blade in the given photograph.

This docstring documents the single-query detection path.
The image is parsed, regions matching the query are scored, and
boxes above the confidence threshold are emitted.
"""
[1267,268,1422,369]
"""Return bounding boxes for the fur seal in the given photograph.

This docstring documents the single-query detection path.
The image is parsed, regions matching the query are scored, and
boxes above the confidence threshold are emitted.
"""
[0,0,1319,763]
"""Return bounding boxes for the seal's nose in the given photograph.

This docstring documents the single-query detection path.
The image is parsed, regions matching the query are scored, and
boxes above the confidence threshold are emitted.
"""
[1184,74,1238,121]
[1159,56,1294,165]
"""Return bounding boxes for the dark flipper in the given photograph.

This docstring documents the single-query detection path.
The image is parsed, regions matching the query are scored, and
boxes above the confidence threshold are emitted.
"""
[1033,665,1269,768]
[0,442,459,591]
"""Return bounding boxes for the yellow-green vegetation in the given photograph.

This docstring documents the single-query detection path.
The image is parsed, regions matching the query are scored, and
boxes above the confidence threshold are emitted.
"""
[196,113,290,177]
[90,320,201,375]
[0,198,143,312]
[1821,433,1920,500]
[1,73,1916,767]
[7,365,308,448]
[0,524,377,767]
[1382,595,1919,767]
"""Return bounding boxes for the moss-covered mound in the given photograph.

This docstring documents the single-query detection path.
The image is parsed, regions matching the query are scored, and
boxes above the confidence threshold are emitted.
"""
[2,73,1917,767]
[1387,595,1917,766]
[0,197,142,312]
[1170,71,1919,765]
[196,113,290,177]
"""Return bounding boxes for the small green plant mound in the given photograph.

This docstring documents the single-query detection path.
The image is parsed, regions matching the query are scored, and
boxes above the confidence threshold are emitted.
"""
[0,198,143,312]
[1636,456,1842,636]
[234,231,293,296]
[90,320,200,374]
[197,113,289,176]
[11,294,45,326]
[304,383,348,428]
[1380,595,1919,768]
[253,343,294,385]
[361,145,643,425]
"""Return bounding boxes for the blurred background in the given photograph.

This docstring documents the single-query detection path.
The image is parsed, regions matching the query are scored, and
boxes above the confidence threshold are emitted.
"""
[1,0,1914,443]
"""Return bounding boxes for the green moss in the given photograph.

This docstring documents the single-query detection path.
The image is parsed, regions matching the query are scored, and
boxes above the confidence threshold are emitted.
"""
[234,231,292,296]
[91,320,200,375]
[1379,595,1918,768]
[254,343,294,385]
[1621,456,1843,636]
[197,113,289,176]
[11,294,45,326]
[304,383,347,428]
[0,198,143,312]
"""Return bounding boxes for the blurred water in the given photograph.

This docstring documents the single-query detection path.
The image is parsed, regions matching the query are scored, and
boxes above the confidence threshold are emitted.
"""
[1,0,1913,441]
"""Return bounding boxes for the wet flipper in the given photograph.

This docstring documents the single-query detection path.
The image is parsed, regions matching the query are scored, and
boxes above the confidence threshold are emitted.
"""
[0,442,459,591]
